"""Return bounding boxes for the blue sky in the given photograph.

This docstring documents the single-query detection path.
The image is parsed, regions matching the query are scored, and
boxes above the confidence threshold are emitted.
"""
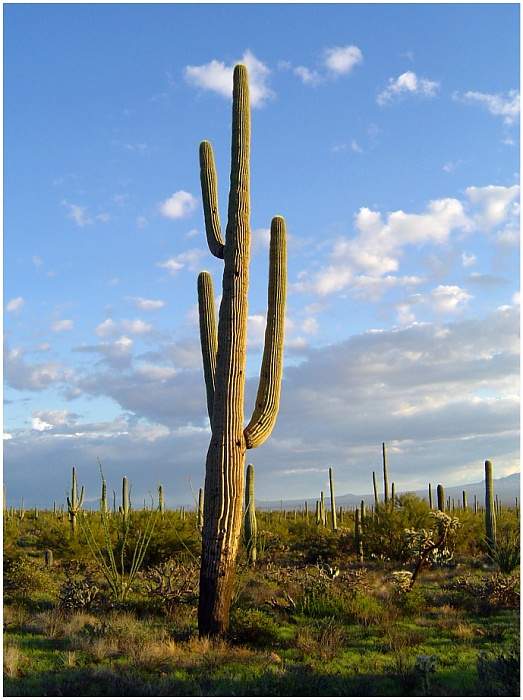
[4,3,520,507]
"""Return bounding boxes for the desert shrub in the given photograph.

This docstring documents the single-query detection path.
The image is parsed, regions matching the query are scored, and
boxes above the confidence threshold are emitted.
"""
[363,494,432,562]
[295,617,346,660]
[444,573,519,612]
[486,525,520,574]
[289,526,350,565]
[345,590,387,626]
[229,608,280,647]
[3,642,25,678]
[140,556,199,612]
[477,645,520,696]
[58,562,104,612]
[4,555,57,602]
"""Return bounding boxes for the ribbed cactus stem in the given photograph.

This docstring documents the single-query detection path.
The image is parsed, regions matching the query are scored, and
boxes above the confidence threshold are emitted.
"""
[66,466,84,536]
[428,483,433,509]
[360,500,366,525]
[197,65,287,636]
[243,464,257,566]
[329,467,337,532]
[382,442,389,504]
[315,500,320,525]
[372,471,379,506]
[437,484,445,512]
[122,476,130,525]
[198,488,204,531]
[485,460,496,549]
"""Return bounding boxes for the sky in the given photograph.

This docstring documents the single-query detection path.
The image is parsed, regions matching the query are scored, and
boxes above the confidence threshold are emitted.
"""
[4,3,520,508]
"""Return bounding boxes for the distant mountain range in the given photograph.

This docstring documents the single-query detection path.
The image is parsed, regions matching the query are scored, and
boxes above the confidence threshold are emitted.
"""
[258,472,520,510]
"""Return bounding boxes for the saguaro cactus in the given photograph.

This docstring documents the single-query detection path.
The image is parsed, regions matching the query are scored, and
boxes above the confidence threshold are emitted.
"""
[484,460,496,549]
[196,65,287,636]
[158,484,165,515]
[66,466,84,536]
[437,484,445,512]
[329,467,337,532]
[428,483,433,510]
[320,491,326,526]
[355,507,363,562]
[122,476,130,525]
[382,442,389,504]
[243,464,257,566]
[372,471,379,506]
[100,477,108,515]
[462,490,467,510]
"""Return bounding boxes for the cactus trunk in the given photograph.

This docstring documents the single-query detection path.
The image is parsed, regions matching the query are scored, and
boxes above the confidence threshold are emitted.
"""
[437,484,445,512]
[428,483,433,509]
[485,460,496,549]
[158,484,164,514]
[372,471,379,506]
[197,65,286,636]
[382,442,389,504]
[329,467,337,532]
[243,464,257,566]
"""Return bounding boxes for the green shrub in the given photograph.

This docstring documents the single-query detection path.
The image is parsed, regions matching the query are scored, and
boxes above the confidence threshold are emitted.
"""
[477,645,520,696]
[229,608,280,647]
[346,590,387,626]
[4,555,58,602]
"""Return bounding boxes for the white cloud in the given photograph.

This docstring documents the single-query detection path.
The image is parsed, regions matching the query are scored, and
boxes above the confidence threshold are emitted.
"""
[95,317,152,337]
[121,319,153,335]
[461,252,477,268]
[96,319,117,337]
[430,285,472,313]
[5,345,70,391]
[396,303,416,326]
[377,71,440,105]
[184,50,273,107]
[157,248,206,275]
[61,200,92,227]
[52,319,73,332]
[130,297,166,311]
[456,89,519,125]
[466,184,519,230]
[251,227,271,251]
[301,317,319,335]
[294,66,322,86]
[6,297,25,313]
[324,45,363,75]
[159,191,197,220]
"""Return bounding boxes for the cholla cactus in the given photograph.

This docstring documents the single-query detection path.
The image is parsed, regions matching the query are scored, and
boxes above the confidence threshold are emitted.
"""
[389,570,413,593]
[403,511,460,588]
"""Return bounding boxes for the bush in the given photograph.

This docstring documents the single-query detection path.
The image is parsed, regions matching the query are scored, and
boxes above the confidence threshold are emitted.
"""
[477,645,520,696]
[229,608,280,647]
[486,526,520,574]
[444,573,519,613]
[4,555,58,602]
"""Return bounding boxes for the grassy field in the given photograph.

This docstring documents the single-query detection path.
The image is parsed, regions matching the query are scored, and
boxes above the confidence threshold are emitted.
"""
[4,498,520,696]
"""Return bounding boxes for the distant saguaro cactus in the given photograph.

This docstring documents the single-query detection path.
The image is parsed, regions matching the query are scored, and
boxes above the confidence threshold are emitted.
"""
[158,484,164,515]
[382,442,389,504]
[436,484,445,512]
[100,477,108,515]
[355,507,363,563]
[122,477,130,525]
[320,491,326,526]
[372,471,379,506]
[66,467,84,536]
[484,460,496,549]
[196,65,287,636]
[428,483,433,510]
[462,490,467,510]
[243,464,257,566]
[329,467,337,532]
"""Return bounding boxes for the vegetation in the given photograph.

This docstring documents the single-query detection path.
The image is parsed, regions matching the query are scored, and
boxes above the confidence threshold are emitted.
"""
[4,476,519,696]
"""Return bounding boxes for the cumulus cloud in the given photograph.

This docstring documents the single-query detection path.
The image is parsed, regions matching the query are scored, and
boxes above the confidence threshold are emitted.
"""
[6,297,25,313]
[185,50,273,107]
[293,66,322,86]
[4,345,70,391]
[466,184,519,230]
[129,297,166,311]
[461,252,477,268]
[377,71,440,105]
[430,285,472,314]
[157,249,206,275]
[324,45,363,75]
[52,319,74,332]
[159,191,197,220]
[455,89,519,125]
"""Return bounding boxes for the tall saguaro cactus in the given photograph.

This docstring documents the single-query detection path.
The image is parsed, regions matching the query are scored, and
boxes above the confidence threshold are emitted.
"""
[382,442,389,504]
[329,467,337,532]
[243,464,257,566]
[437,484,445,512]
[484,460,496,549]
[372,471,379,507]
[66,466,84,536]
[196,65,287,636]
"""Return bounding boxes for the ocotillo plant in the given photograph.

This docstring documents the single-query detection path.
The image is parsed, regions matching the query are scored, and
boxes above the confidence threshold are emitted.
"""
[329,467,337,532]
[66,466,84,536]
[243,464,257,566]
[382,442,389,504]
[428,483,433,509]
[437,484,445,512]
[196,64,287,636]
[158,484,164,515]
[485,460,496,549]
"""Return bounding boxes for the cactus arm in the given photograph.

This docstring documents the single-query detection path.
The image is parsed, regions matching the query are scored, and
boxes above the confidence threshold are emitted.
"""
[244,216,287,449]
[198,271,218,421]
[199,141,225,259]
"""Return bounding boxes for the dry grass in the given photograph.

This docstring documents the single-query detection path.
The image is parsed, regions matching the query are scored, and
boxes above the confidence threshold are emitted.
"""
[3,643,25,678]
[296,620,347,661]
[24,609,97,639]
